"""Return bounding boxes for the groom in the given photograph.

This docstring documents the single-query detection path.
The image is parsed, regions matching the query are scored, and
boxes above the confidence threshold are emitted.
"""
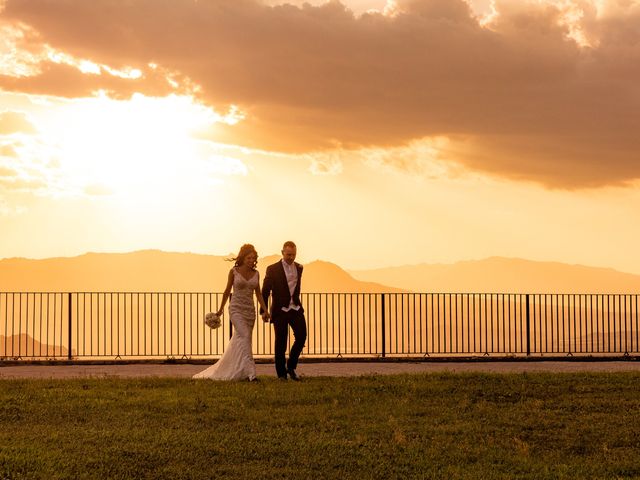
[261,241,307,381]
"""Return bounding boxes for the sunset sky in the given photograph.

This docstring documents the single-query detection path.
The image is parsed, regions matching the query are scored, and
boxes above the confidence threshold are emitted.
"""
[1,0,639,273]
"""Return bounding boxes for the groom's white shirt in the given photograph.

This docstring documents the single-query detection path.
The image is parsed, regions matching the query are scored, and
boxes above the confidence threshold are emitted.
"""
[281,258,300,312]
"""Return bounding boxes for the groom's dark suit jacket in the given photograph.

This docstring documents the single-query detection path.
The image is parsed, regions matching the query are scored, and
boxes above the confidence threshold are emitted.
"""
[262,260,304,318]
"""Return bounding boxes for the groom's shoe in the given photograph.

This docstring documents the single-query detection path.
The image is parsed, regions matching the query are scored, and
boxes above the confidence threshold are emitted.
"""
[287,369,300,382]
[278,375,288,381]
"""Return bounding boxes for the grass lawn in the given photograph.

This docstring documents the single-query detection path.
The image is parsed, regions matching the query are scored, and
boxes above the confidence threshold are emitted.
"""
[1,372,639,479]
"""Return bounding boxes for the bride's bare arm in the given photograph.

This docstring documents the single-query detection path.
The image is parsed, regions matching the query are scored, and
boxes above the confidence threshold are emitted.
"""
[216,269,234,316]
[254,284,270,321]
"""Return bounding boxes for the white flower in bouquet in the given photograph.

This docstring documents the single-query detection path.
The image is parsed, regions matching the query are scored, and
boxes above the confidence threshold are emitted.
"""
[204,312,222,329]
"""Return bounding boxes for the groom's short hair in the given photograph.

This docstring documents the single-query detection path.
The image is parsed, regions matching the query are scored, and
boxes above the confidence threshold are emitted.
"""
[283,241,296,250]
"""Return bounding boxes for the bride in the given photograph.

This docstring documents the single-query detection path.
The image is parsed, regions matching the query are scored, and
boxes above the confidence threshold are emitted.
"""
[193,244,270,381]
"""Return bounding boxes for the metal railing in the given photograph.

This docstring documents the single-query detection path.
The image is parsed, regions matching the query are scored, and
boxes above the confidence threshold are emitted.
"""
[1,292,638,360]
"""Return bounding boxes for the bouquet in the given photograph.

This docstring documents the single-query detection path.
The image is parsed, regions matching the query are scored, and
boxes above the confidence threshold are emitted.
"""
[204,312,222,329]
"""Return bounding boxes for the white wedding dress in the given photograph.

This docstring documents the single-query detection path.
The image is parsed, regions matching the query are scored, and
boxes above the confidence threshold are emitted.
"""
[193,268,258,381]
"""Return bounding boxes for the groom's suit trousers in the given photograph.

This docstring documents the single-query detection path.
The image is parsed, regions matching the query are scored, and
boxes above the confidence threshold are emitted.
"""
[272,309,307,377]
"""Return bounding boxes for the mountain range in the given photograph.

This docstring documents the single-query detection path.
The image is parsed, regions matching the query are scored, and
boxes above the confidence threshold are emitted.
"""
[0,250,401,293]
[350,257,640,293]
[0,251,638,293]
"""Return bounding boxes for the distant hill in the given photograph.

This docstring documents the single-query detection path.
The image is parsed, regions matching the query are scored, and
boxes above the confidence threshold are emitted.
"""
[350,257,640,293]
[0,250,402,293]
[302,260,403,293]
[2,252,637,294]
[0,334,74,358]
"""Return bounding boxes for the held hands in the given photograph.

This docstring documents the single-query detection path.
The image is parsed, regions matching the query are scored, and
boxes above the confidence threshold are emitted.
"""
[261,312,271,323]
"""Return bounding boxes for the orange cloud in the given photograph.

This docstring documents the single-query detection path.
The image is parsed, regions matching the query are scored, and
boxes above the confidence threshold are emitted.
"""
[0,110,36,134]
[309,157,343,175]
[0,59,189,100]
[1,0,639,187]
[0,174,47,192]
[0,165,15,176]
[0,144,17,156]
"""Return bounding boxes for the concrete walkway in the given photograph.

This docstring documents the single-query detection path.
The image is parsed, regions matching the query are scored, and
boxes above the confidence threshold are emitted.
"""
[1,361,640,379]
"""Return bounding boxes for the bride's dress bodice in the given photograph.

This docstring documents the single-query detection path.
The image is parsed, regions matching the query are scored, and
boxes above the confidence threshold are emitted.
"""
[230,268,258,317]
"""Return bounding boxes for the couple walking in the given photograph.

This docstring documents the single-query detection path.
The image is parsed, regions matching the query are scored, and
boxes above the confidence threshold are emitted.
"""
[193,241,306,382]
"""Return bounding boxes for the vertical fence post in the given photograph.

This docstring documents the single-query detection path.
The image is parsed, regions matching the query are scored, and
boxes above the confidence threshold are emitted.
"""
[381,294,386,358]
[526,294,531,357]
[67,292,73,360]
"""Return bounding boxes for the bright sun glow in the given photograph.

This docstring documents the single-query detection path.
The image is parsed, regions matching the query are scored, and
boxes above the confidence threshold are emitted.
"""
[33,93,241,195]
